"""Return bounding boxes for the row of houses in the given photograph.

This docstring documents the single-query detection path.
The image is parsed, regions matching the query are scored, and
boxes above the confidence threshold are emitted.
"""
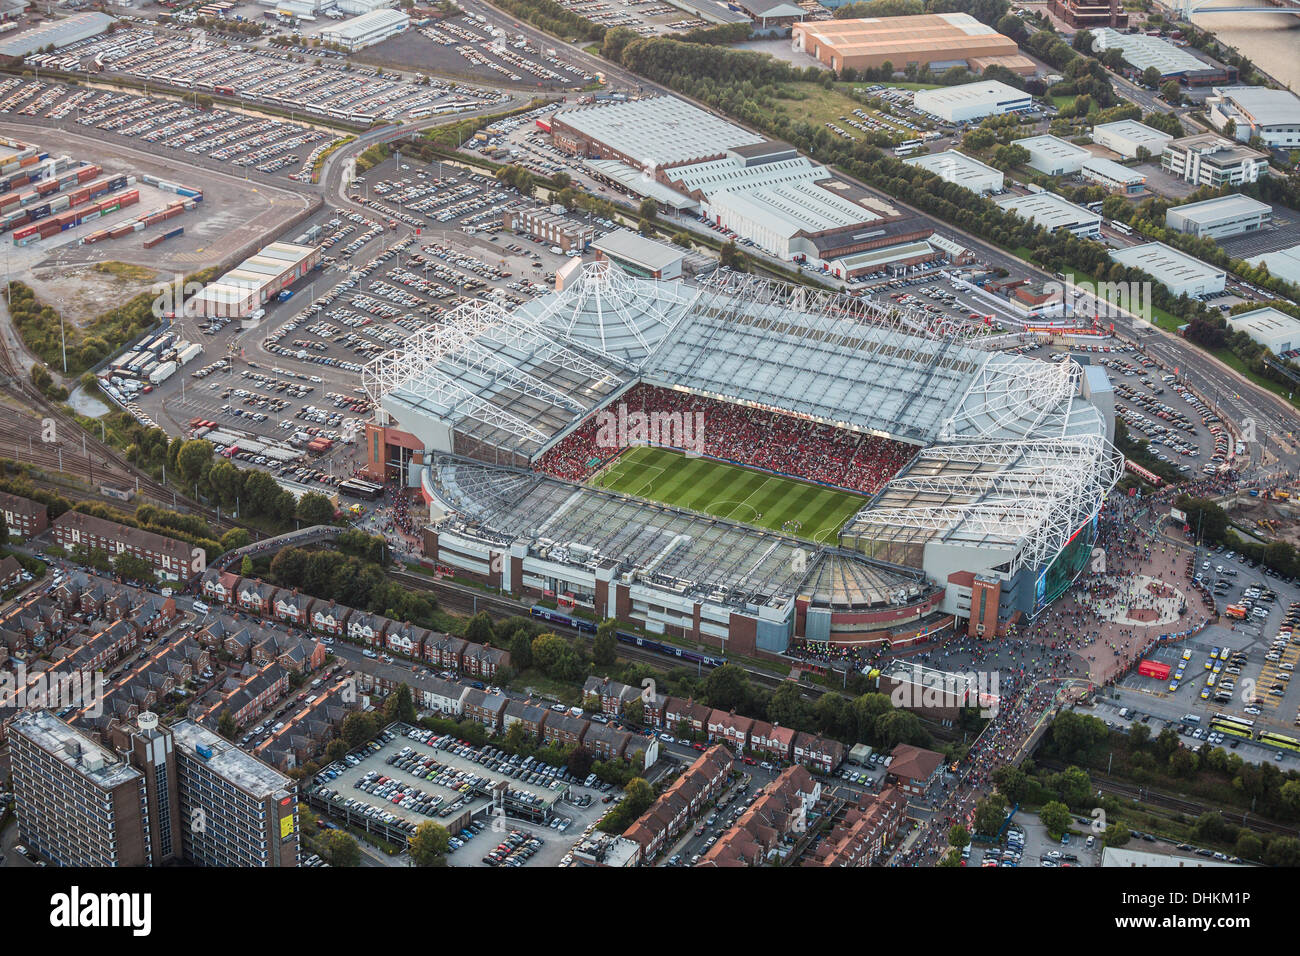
[192,615,328,676]
[806,787,908,867]
[698,765,821,867]
[0,490,49,541]
[251,681,356,772]
[582,676,846,773]
[201,568,510,679]
[623,744,734,861]
[52,510,195,582]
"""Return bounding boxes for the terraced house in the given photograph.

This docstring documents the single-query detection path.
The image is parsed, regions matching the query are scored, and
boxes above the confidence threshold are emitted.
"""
[0,490,47,541]
[52,511,194,582]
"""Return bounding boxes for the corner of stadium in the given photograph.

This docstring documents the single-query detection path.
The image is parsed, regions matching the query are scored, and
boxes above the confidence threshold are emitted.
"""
[360,261,1123,661]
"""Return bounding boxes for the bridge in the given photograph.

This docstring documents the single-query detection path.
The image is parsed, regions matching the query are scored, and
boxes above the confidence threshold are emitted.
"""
[1172,0,1300,16]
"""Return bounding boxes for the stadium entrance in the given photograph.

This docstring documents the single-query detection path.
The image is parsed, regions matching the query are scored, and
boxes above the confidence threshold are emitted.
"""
[1034,515,1098,613]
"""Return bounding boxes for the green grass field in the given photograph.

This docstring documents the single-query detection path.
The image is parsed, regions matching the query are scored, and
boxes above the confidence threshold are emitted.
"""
[590,446,866,544]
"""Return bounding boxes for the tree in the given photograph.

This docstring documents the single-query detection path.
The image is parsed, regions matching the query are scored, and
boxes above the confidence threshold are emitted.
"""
[1160,80,1182,105]
[217,709,237,739]
[1235,831,1262,861]
[948,824,971,848]
[220,527,250,552]
[297,492,336,526]
[704,664,751,711]
[992,765,1031,805]
[240,555,255,578]
[1264,836,1300,867]
[113,553,156,584]
[973,794,1007,836]
[323,830,360,867]
[593,619,617,666]
[1040,800,1072,839]
[638,197,658,220]
[1128,722,1151,748]
[623,777,654,818]
[384,683,418,725]
[1141,66,1161,89]
[622,696,644,727]
[465,611,495,646]
[409,821,450,866]
[341,711,379,749]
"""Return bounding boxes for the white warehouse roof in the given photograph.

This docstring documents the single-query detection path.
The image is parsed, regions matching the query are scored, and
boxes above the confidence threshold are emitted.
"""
[1209,86,1300,129]
[1090,28,1212,77]
[1092,119,1174,158]
[1246,244,1300,286]
[1167,193,1270,225]
[995,192,1100,232]
[555,97,762,170]
[1110,241,1226,293]
[322,7,408,40]
[904,149,1004,194]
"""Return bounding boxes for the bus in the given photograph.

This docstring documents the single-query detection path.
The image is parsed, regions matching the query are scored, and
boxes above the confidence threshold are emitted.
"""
[338,477,384,501]
[1258,731,1300,752]
[894,141,923,157]
[1210,713,1254,738]
[1109,220,1133,235]
[1181,648,1192,662]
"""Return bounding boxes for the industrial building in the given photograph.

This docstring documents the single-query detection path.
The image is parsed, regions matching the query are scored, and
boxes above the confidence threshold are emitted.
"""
[1089,28,1234,85]
[190,241,320,318]
[791,13,1033,75]
[1246,244,1300,287]
[912,81,1033,124]
[1207,86,1300,149]
[502,207,593,253]
[1080,156,1145,194]
[995,192,1102,238]
[1226,307,1300,356]
[0,11,114,58]
[1017,134,1090,176]
[591,229,684,280]
[1048,0,1127,29]
[1161,134,1268,188]
[1091,119,1174,160]
[904,149,1004,195]
[1165,194,1271,240]
[320,8,409,51]
[334,0,398,13]
[1110,242,1226,298]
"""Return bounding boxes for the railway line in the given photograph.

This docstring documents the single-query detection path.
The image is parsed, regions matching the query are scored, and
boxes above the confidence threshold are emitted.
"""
[1035,757,1300,838]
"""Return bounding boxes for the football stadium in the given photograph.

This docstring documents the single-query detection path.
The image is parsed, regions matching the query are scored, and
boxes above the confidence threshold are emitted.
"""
[362,263,1123,658]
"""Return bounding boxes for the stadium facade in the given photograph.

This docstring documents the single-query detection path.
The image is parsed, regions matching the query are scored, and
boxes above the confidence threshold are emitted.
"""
[363,264,1120,657]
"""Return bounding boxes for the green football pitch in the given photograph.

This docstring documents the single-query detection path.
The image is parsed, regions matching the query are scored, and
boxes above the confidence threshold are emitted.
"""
[590,445,866,544]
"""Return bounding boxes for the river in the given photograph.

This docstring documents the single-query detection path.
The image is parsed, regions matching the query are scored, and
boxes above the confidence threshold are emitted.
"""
[1193,0,1300,91]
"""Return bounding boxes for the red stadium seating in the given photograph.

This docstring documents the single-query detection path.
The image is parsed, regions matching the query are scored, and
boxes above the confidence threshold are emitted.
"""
[534,383,913,496]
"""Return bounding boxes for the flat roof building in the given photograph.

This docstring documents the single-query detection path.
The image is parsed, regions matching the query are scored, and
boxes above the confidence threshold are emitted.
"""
[1017,134,1091,176]
[191,240,319,318]
[1110,241,1226,298]
[0,12,114,58]
[9,710,152,867]
[1166,194,1271,240]
[1091,119,1174,160]
[1049,0,1127,29]
[1246,243,1300,286]
[1226,306,1300,356]
[1081,156,1145,194]
[592,229,684,280]
[792,13,1033,75]
[320,8,409,51]
[905,149,1004,195]
[1208,86,1300,149]
[995,192,1101,238]
[1090,27,1234,85]
[1161,134,1269,189]
[912,81,1033,124]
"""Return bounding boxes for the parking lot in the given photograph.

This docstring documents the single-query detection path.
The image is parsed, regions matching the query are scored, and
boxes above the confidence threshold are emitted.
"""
[28,27,501,127]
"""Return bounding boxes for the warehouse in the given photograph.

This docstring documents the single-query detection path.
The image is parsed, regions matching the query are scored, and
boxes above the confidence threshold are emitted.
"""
[551,97,762,171]
[190,241,319,318]
[334,0,398,13]
[1226,307,1300,356]
[591,229,683,280]
[904,150,1004,195]
[1207,86,1300,150]
[1017,134,1090,176]
[791,13,1033,75]
[912,81,1033,124]
[320,8,409,51]
[1110,242,1226,298]
[1091,119,1174,160]
[1165,194,1271,240]
[1080,156,1145,194]
[0,11,114,58]
[1246,244,1300,287]
[1090,28,1235,85]
[995,192,1101,238]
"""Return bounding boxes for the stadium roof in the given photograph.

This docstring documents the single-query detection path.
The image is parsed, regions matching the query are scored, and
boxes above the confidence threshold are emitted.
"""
[427,457,929,611]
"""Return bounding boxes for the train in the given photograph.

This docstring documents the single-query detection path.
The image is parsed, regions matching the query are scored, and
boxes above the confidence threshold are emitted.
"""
[528,606,725,669]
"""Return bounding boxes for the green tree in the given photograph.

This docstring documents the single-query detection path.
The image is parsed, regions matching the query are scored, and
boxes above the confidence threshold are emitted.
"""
[622,695,644,726]
[240,555,255,578]
[113,553,156,584]
[323,830,361,867]
[949,824,971,848]
[465,611,495,646]
[409,821,450,866]
[593,619,617,666]
[1264,836,1300,867]
[972,794,1007,836]
[297,492,336,526]
[1141,66,1161,88]
[384,683,418,724]
[341,711,379,749]
[704,664,751,711]
[217,709,237,739]
[1040,800,1072,839]
[1160,80,1182,105]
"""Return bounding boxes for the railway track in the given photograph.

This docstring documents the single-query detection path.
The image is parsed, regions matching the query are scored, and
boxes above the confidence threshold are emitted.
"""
[1035,757,1299,838]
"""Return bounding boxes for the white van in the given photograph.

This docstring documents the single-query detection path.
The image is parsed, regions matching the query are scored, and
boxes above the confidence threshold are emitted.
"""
[192,601,209,614]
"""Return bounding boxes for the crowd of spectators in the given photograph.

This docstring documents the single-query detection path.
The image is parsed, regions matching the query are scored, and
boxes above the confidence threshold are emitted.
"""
[534,384,915,495]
